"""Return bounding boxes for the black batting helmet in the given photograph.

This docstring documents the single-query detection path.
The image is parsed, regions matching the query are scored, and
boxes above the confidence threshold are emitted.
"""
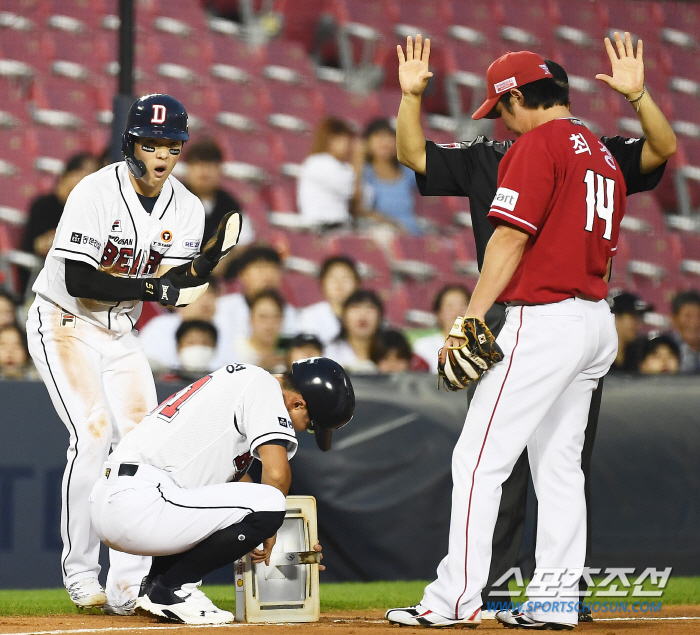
[121,93,189,178]
[291,357,355,451]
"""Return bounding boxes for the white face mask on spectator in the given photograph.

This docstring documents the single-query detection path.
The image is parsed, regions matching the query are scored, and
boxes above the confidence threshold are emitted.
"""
[179,345,215,372]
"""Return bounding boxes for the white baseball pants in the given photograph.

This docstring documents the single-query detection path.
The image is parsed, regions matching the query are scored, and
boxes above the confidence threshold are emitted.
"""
[90,463,286,555]
[26,296,157,605]
[422,298,617,625]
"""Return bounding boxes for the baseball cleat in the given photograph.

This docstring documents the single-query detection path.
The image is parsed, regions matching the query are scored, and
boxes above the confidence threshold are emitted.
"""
[578,606,593,623]
[386,604,481,627]
[66,578,107,610]
[136,576,233,625]
[480,610,497,620]
[103,598,136,616]
[495,610,575,630]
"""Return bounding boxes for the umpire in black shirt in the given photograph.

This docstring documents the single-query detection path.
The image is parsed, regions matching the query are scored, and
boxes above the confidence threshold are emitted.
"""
[396,33,676,620]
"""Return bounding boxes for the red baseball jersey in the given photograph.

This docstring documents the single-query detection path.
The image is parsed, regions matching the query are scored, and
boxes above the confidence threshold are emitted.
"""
[488,118,626,304]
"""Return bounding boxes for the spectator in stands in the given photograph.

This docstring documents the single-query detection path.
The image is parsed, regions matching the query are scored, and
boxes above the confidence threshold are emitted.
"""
[286,333,324,367]
[671,290,700,373]
[638,333,681,375]
[609,291,652,373]
[184,138,254,271]
[325,289,383,373]
[373,328,429,373]
[0,323,37,380]
[363,119,420,234]
[413,284,471,373]
[297,117,361,228]
[175,320,219,378]
[21,153,97,260]
[214,245,297,344]
[0,291,17,329]
[230,289,286,372]
[297,256,361,345]
[138,281,220,373]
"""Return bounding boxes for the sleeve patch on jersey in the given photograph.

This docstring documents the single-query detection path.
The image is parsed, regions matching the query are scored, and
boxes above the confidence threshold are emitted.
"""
[81,234,101,252]
[70,232,82,244]
[278,416,293,429]
[437,143,462,149]
[492,187,520,212]
[182,238,201,250]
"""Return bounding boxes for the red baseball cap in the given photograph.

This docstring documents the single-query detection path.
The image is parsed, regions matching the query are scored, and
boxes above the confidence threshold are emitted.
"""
[472,51,553,120]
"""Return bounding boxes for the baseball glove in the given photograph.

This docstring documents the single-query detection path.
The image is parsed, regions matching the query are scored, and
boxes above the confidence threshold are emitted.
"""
[437,317,504,391]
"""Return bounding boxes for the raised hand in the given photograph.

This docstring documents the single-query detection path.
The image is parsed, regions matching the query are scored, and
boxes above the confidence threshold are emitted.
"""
[595,31,644,99]
[397,34,434,97]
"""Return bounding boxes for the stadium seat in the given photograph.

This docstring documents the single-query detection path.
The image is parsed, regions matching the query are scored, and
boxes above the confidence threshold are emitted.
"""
[282,270,324,308]
[330,234,392,287]
[320,83,379,129]
[624,192,666,234]
[221,178,273,239]
[264,39,318,84]
[219,128,285,178]
[0,127,38,179]
[0,25,52,73]
[500,0,555,56]
[669,91,700,127]
[391,234,464,280]
[272,0,339,51]
[278,230,329,263]
[210,32,266,81]
[34,126,93,167]
[214,81,273,130]
[266,81,326,130]
[393,0,451,43]
[275,127,314,168]
[413,194,461,230]
[47,0,109,31]
[152,30,214,79]
[661,1,700,48]
[264,179,298,212]
[666,46,700,85]
[625,231,683,285]
[0,77,31,127]
[554,0,605,46]
[569,89,619,136]
[47,30,111,78]
[678,233,700,261]
[600,0,664,43]
[449,0,503,45]
[337,0,399,40]
[31,75,100,127]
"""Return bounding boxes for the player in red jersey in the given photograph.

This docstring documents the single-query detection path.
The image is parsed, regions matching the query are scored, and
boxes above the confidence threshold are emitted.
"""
[387,51,623,630]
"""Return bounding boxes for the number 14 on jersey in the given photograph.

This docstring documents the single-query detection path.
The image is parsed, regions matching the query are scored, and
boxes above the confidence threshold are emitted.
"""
[583,169,615,241]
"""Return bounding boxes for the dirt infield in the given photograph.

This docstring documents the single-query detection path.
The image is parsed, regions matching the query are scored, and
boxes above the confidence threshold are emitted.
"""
[1,607,700,635]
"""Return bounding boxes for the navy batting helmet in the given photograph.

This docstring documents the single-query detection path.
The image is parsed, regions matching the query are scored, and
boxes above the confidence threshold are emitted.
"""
[291,357,355,451]
[121,93,189,178]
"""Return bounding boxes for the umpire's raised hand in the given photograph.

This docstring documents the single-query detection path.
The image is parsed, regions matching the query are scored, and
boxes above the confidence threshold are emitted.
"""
[397,34,434,97]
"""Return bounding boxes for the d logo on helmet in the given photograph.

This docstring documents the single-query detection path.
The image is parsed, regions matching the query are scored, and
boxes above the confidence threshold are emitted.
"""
[151,105,167,124]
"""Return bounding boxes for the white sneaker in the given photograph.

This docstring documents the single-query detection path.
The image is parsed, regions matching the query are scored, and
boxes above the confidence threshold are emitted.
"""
[66,578,107,610]
[495,609,575,630]
[385,604,481,627]
[136,577,233,625]
[103,598,136,616]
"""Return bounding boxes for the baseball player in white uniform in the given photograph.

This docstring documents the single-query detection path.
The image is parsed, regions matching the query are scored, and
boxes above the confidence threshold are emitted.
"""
[25,94,224,614]
[89,357,355,624]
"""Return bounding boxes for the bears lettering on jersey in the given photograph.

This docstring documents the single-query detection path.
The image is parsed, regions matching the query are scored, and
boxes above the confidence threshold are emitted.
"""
[100,242,164,276]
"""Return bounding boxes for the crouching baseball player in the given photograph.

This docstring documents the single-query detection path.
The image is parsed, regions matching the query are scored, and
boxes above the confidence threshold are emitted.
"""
[89,357,354,625]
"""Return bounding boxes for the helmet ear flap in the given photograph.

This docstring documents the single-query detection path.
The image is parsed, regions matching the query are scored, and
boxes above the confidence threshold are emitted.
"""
[121,132,147,179]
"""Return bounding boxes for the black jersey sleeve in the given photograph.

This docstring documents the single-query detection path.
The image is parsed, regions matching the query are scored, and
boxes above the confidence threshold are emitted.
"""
[415,140,475,196]
[601,136,666,195]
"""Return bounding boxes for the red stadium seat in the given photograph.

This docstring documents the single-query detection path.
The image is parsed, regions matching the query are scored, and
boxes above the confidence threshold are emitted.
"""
[391,234,466,280]
[143,0,208,32]
[210,33,266,80]
[151,31,214,78]
[47,29,111,77]
[282,270,324,308]
[220,128,285,177]
[220,178,272,239]
[0,26,52,73]
[31,75,100,126]
[413,194,461,230]
[264,179,297,212]
[449,0,503,45]
[554,0,605,45]
[213,81,273,130]
[275,128,314,166]
[500,0,555,56]
[600,0,664,43]
[393,0,451,43]
[678,233,700,261]
[0,77,31,126]
[34,126,93,165]
[661,1,700,44]
[336,0,399,40]
[330,234,392,286]
[320,83,379,129]
[666,47,700,85]
[264,39,318,84]
[272,0,339,51]
[266,81,326,129]
[669,91,700,126]
[624,192,666,234]
[278,231,330,263]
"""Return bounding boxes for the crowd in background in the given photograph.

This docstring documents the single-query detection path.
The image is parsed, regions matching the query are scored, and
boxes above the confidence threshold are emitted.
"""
[1,116,699,381]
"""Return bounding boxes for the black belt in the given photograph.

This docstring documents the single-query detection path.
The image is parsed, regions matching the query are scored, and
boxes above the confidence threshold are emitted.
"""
[118,463,139,477]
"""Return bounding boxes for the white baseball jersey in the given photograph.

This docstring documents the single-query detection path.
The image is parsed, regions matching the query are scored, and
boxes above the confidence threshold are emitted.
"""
[32,162,205,336]
[110,364,298,489]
